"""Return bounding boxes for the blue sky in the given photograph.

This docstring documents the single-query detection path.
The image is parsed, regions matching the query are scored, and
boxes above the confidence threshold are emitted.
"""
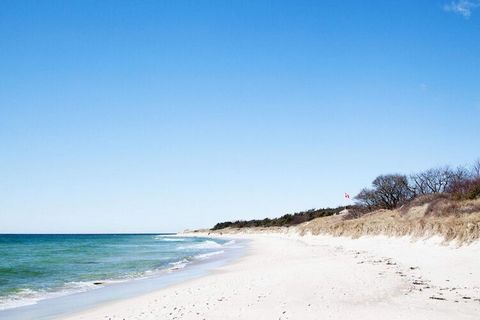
[1,1,479,233]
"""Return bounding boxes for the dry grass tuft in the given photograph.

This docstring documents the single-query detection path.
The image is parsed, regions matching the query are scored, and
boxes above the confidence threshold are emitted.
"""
[295,198,480,244]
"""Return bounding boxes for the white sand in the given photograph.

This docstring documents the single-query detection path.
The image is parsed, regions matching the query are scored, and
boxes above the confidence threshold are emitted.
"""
[61,233,480,320]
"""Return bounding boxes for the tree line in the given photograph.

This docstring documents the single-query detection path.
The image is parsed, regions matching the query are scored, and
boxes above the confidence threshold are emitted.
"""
[211,207,344,230]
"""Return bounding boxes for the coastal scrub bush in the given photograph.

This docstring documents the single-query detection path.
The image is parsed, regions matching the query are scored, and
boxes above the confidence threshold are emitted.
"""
[447,177,480,201]
[472,159,480,178]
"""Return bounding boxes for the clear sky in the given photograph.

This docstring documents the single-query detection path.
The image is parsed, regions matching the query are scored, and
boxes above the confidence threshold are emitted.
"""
[1,1,479,233]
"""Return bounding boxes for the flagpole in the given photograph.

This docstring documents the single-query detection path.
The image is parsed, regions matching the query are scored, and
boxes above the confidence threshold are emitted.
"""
[344,192,350,212]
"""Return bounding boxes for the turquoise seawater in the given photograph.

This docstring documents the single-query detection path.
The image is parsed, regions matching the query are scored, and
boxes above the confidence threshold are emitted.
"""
[0,234,230,310]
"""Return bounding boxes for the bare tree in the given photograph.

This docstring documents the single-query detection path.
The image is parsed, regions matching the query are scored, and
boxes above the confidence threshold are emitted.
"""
[409,166,470,196]
[355,174,413,210]
[409,167,452,195]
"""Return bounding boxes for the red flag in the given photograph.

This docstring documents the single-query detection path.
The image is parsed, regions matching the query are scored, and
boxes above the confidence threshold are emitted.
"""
[344,192,350,199]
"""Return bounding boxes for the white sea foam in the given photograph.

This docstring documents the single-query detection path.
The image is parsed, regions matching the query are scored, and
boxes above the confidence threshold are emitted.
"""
[194,250,225,260]
[179,240,223,250]
[154,235,187,242]
[224,240,236,246]
[0,293,39,310]
[168,259,190,271]
[0,281,100,311]
[0,276,145,311]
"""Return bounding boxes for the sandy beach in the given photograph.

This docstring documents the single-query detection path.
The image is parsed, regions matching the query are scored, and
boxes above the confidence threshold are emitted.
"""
[4,1,480,319]
[60,233,480,320]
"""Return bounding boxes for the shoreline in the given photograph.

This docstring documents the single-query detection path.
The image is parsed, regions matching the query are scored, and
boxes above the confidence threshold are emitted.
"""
[57,232,479,320]
[0,237,247,320]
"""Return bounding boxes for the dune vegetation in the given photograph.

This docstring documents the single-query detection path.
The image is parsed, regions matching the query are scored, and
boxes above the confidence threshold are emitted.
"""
[296,198,480,244]
[211,159,480,243]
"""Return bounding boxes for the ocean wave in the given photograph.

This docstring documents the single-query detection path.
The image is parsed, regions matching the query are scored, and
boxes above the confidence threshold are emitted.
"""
[153,235,187,242]
[168,258,190,271]
[223,240,236,246]
[0,289,41,310]
[194,250,225,260]
[168,247,227,271]
[178,240,223,250]
[0,281,100,311]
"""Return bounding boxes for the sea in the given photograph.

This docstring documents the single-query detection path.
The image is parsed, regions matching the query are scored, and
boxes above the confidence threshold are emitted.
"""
[0,234,242,319]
